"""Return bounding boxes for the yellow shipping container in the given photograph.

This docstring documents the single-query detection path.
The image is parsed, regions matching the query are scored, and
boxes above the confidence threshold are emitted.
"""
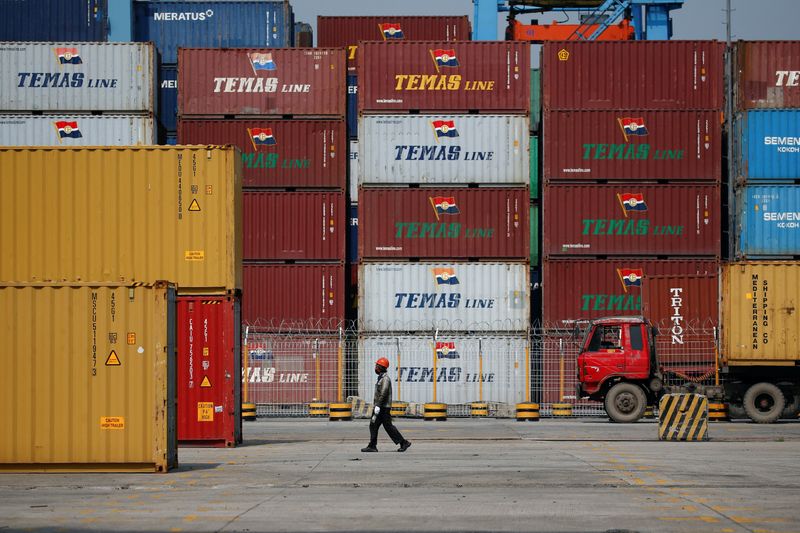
[0,146,242,293]
[722,262,800,365]
[0,283,178,472]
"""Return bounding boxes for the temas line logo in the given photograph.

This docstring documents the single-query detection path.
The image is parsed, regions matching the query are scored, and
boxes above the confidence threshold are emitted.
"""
[379,22,404,39]
[55,47,81,65]
[430,196,460,218]
[433,267,459,285]
[616,193,647,216]
[54,120,81,140]
[431,119,458,139]
[617,268,644,291]
[436,342,460,359]
[248,127,276,149]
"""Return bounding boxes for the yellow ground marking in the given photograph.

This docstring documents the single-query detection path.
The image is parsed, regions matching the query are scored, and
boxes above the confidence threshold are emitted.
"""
[711,506,758,512]
[183,515,198,522]
[659,516,720,523]
[731,517,787,524]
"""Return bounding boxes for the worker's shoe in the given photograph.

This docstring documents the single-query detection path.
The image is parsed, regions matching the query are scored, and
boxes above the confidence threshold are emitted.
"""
[361,446,378,452]
[397,440,412,452]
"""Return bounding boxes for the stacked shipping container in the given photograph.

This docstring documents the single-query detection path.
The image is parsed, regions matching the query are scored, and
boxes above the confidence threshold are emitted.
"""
[356,40,532,408]
[540,41,724,408]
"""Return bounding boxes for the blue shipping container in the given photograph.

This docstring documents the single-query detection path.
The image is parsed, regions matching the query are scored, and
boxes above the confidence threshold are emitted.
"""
[738,110,800,181]
[157,66,178,136]
[133,0,293,65]
[347,75,357,139]
[348,203,358,264]
[737,185,800,257]
[0,0,107,41]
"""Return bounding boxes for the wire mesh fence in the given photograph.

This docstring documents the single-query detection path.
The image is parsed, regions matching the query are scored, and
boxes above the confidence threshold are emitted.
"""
[241,319,720,418]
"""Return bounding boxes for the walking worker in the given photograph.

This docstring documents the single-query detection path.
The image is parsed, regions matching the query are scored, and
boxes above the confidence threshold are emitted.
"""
[362,357,411,453]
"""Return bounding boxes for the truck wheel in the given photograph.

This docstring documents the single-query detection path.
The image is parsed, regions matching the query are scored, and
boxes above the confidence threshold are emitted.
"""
[743,382,785,424]
[604,383,646,423]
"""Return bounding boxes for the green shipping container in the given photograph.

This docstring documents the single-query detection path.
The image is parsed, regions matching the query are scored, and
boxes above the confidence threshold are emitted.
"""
[530,203,539,266]
[530,69,540,132]
[529,136,539,200]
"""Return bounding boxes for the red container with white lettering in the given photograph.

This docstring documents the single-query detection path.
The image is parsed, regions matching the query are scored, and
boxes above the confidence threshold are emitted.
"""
[178,48,346,117]
[736,41,800,110]
[177,295,241,447]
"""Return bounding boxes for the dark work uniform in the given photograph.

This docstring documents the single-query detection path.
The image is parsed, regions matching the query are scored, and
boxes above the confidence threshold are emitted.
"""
[368,371,406,448]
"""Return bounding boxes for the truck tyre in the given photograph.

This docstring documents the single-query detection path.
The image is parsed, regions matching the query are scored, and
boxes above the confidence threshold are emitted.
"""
[743,382,785,424]
[604,383,646,423]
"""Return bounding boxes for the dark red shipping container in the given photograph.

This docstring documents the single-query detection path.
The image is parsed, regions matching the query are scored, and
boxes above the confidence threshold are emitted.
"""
[243,263,345,331]
[178,119,346,189]
[243,334,342,405]
[177,296,242,447]
[244,191,345,261]
[542,41,724,110]
[317,16,471,71]
[736,41,800,110]
[543,110,722,181]
[543,184,720,257]
[359,187,529,259]
[178,48,346,117]
[542,258,718,329]
[358,41,529,113]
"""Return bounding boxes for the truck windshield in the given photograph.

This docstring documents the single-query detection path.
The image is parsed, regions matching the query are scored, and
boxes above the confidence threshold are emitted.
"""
[587,325,622,351]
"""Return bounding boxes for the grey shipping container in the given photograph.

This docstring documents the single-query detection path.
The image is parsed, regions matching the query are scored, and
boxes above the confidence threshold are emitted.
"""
[359,262,529,332]
[0,114,154,145]
[0,42,154,113]
[359,115,529,186]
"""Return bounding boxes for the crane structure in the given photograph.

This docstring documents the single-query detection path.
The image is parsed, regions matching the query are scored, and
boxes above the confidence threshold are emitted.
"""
[473,0,685,41]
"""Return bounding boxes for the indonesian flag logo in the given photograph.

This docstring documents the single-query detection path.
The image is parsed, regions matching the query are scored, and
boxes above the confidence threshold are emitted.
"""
[616,193,648,217]
[55,47,82,64]
[617,268,644,291]
[618,117,649,141]
[435,342,460,359]
[431,48,459,71]
[379,22,404,40]
[249,52,276,73]
[430,196,460,220]
[431,120,458,139]
[54,121,82,140]
[248,127,276,150]
[433,267,459,286]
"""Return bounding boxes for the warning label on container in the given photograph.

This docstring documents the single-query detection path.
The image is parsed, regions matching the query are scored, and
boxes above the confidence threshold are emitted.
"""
[105,350,121,366]
[203,347,210,357]
[100,416,125,430]
[185,250,205,261]
[200,376,212,388]
[127,332,136,345]
[188,199,201,212]
[197,402,214,422]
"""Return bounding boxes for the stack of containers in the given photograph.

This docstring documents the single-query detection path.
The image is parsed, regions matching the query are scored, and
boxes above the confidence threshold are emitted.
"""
[316,16,472,314]
[540,41,725,410]
[133,0,295,143]
[0,42,155,145]
[0,0,108,41]
[357,40,532,413]
[733,41,800,259]
[177,47,347,410]
[530,66,542,323]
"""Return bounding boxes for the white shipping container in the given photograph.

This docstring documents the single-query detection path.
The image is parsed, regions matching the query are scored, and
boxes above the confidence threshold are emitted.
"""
[358,335,529,405]
[0,42,154,112]
[359,262,529,332]
[359,115,529,186]
[0,114,155,145]
[349,139,359,203]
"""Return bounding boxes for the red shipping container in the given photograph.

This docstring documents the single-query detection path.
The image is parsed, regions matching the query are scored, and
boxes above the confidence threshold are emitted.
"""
[243,263,345,331]
[179,119,346,189]
[177,296,241,447]
[178,48,346,117]
[542,258,718,329]
[543,110,722,181]
[317,16,471,71]
[243,335,341,405]
[358,41,529,114]
[542,41,724,110]
[543,184,720,257]
[244,191,345,261]
[736,41,800,110]
[359,187,529,259]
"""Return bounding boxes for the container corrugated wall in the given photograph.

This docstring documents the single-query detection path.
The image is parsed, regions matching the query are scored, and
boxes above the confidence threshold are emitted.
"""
[359,262,529,332]
[348,204,359,264]
[543,184,720,257]
[542,41,724,110]
[543,110,722,181]
[317,16,471,71]
[735,41,800,110]
[358,41,530,114]
[0,0,108,41]
[347,75,358,138]
[721,262,800,364]
[0,283,177,472]
[158,66,178,134]
[358,188,529,260]
[349,140,359,202]
[736,110,800,180]
[529,136,539,199]
[178,48,346,117]
[178,119,346,189]
[0,42,154,112]
[0,147,242,293]
[358,335,528,405]
[359,115,529,185]
[134,0,293,65]
[530,204,539,265]
[244,191,345,261]
[0,114,154,145]
[243,264,345,330]
[530,69,541,131]
[736,185,800,257]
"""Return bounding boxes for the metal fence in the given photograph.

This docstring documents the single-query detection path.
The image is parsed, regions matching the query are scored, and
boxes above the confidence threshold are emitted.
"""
[241,320,720,418]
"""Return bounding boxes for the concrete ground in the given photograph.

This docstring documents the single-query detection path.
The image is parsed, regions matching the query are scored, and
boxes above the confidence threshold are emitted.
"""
[1,418,799,532]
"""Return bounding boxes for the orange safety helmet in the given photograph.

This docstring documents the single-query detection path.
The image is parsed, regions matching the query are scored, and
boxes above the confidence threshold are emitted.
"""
[375,357,390,369]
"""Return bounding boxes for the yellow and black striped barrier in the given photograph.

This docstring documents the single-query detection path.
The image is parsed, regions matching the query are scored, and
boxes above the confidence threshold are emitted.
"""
[551,403,573,417]
[423,403,447,421]
[644,405,655,419]
[708,402,729,421]
[390,402,408,417]
[241,403,257,421]
[516,402,540,421]
[308,402,328,417]
[470,402,489,417]
[328,402,352,421]
[658,393,709,441]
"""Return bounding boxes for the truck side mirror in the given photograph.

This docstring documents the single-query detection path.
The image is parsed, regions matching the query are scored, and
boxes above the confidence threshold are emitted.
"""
[651,325,659,337]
